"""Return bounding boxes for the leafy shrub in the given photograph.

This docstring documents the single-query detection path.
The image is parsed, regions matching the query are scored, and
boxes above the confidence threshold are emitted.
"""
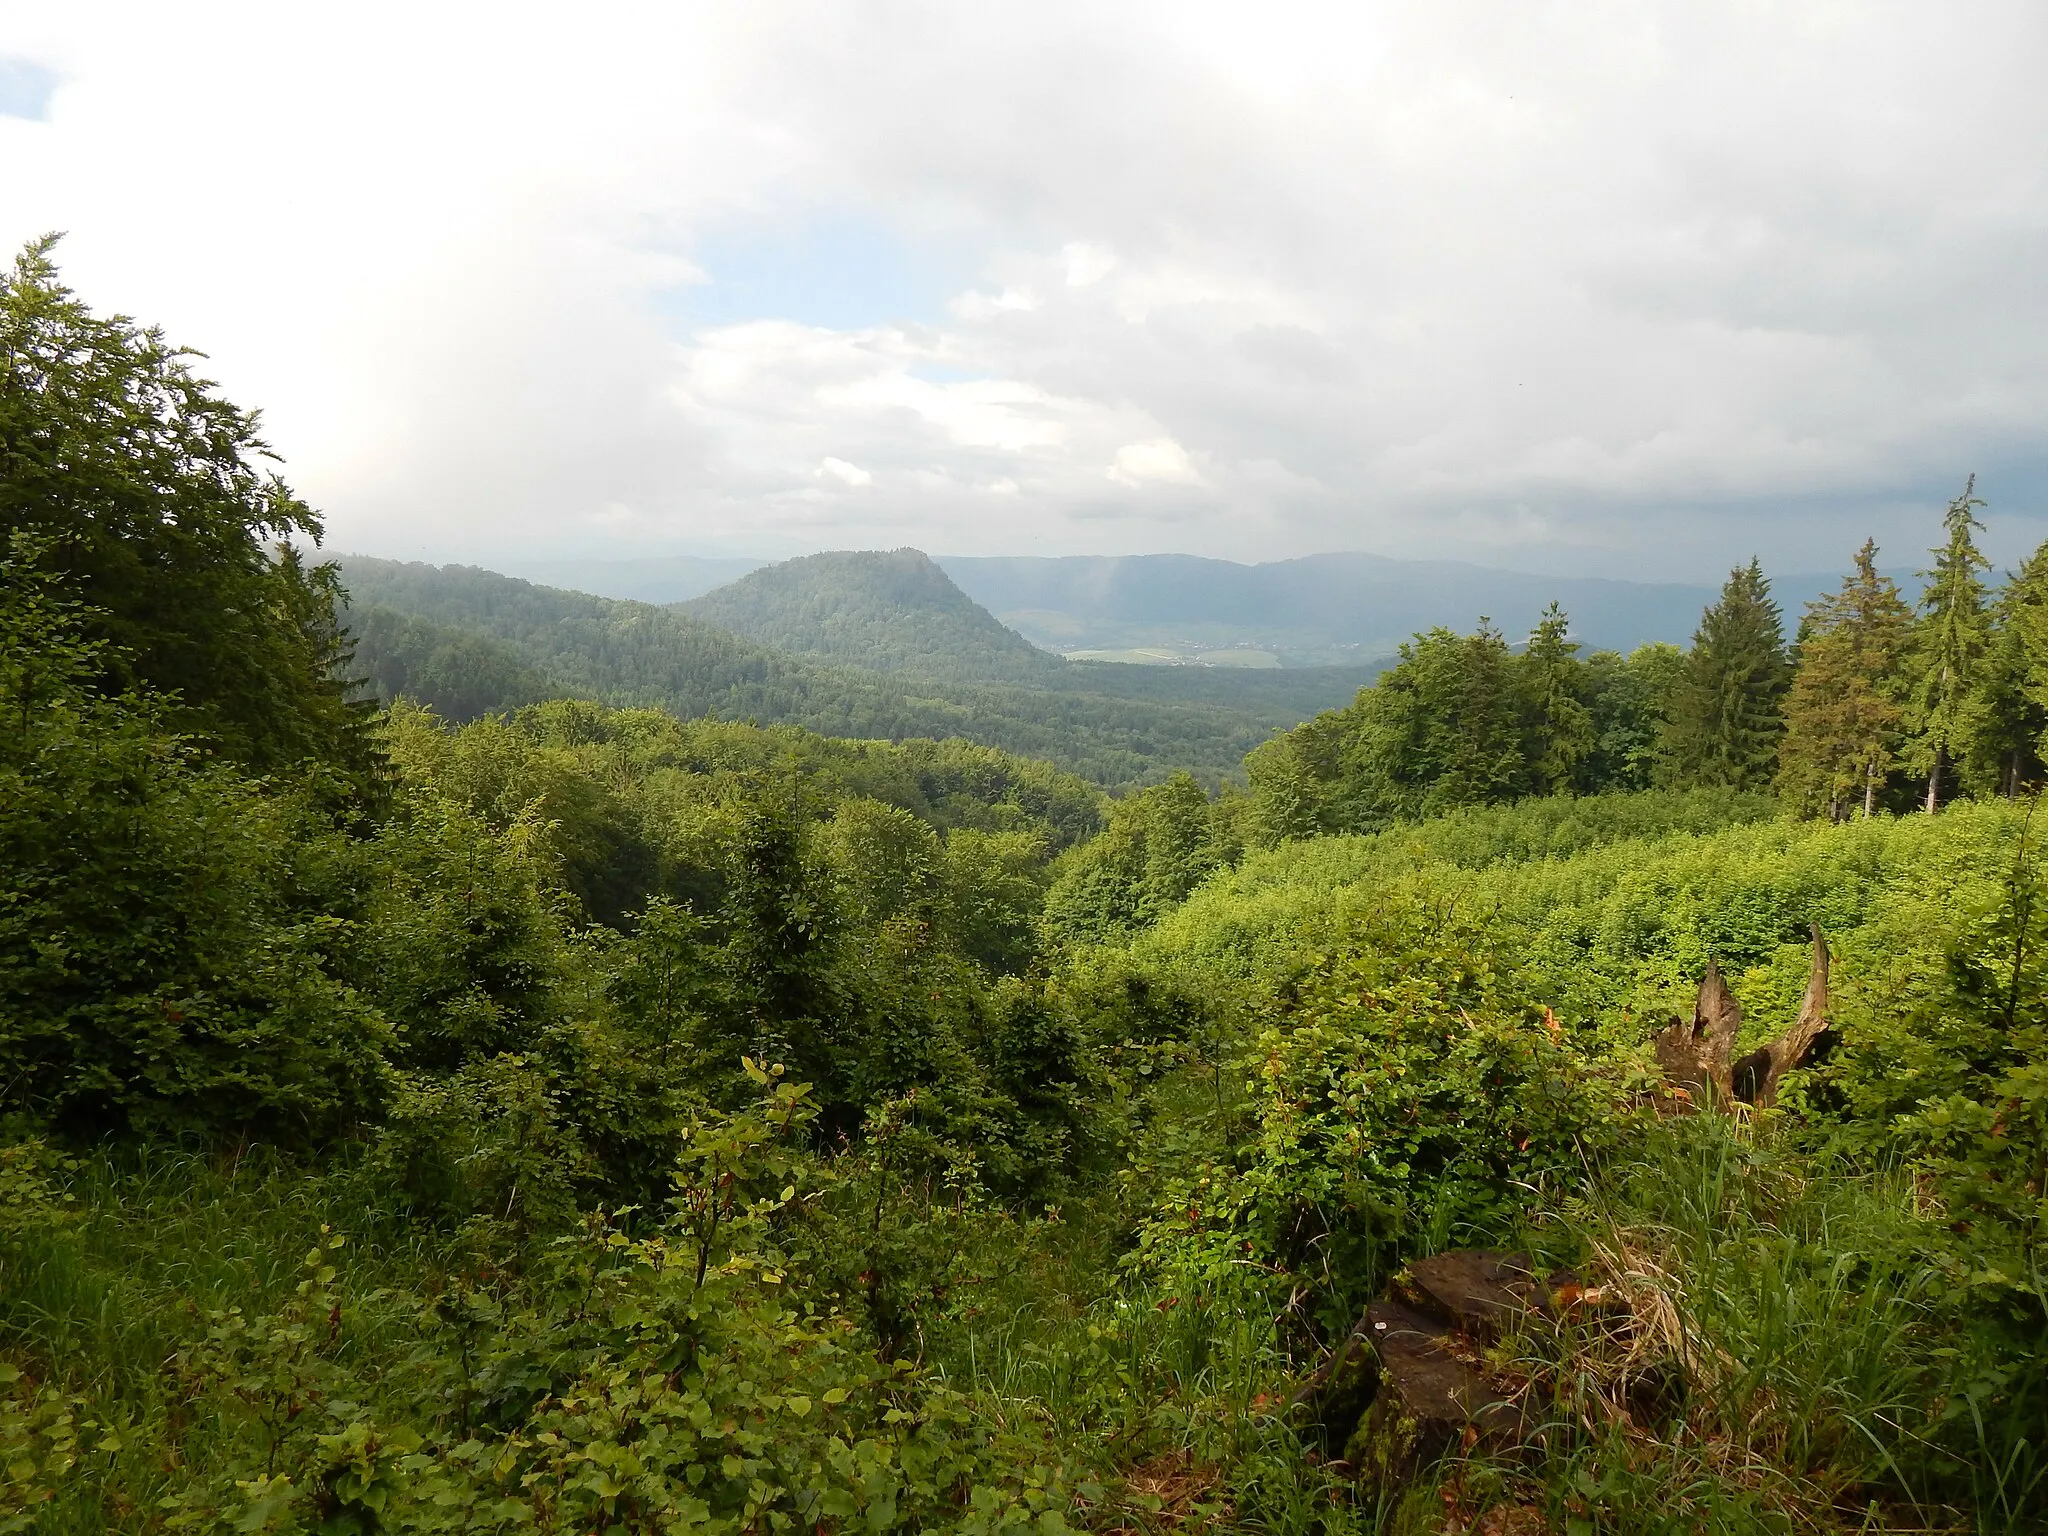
[0,541,390,1141]
[1130,905,1650,1337]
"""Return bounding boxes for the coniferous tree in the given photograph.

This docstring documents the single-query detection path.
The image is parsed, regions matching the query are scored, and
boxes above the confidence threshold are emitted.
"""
[1659,559,1788,790]
[1776,541,1913,818]
[1906,477,1991,812]
[1967,539,2048,798]
[1518,603,1595,794]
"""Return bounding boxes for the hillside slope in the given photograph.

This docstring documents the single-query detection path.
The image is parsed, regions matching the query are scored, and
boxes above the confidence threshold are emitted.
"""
[339,558,1314,786]
[683,549,1061,684]
[677,548,1386,716]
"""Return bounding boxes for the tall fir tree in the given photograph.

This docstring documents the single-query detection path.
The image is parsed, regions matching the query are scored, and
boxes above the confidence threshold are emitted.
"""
[1967,538,2048,797]
[1906,477,1991,811]
[1659,559,1789,790]
[1775,540,1913,818]
[1517,602,1595,794]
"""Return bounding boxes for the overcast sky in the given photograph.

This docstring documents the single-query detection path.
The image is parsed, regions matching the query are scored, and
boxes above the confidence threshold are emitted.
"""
[4,3,2047,579]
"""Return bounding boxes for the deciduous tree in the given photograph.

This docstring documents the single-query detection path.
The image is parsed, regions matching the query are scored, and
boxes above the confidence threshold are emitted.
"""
[0,239,370,776]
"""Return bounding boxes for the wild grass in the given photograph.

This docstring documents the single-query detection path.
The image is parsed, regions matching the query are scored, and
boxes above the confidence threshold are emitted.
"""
[0,1143,451,1532]
[920,1109,2041,1536]
[1497,1115,2040,1534]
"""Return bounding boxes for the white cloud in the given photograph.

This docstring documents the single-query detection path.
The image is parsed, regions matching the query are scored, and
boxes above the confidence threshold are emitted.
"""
[819,456,873,487]
[1061,242,1118,287]
[3,2,2047,575]
[1108,438,1203,488]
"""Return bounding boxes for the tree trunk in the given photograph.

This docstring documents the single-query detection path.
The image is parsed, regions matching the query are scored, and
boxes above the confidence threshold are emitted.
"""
[1863,765,1877,819]
[1743,925,1830,1109]
[1926,752,1941,814]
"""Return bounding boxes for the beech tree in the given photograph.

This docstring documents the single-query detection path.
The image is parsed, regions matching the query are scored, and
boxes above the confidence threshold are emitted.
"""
[1659,560,1789,790]
[1776,541,1913,818]
[0,238,369,775]
[1906,478,1991,812]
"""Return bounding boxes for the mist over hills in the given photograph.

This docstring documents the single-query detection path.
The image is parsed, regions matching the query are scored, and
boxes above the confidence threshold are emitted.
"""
[494,554,766,605]
[938,552,1730,660]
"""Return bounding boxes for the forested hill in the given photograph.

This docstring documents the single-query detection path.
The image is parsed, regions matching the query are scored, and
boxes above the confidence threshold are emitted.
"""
[683,548,1062,685]
[339,557,1329,786]
[12,246,2047,1533]
[676,547,1387,716]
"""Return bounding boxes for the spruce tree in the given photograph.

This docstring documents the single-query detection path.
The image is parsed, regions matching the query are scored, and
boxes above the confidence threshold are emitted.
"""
[1906,477,1991,811]
[1967,538,2048,797]
[1659,559,1789,790]
[1775,541,1912,818]
[1517,602,1594,794]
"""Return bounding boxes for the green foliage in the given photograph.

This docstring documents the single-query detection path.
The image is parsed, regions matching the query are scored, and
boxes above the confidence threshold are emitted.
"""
[0,241,369,777]
[1776,539,1914,818]
[10,1084,1092,1535]
[18,249,2048,1534]
[344,604,551,721]
[342,557,1348,789]
[1659,558,1789,790]
[1966,538,2048,798]
[1041,772,1245,945]
[1245,613,1680,840]
[1908,478,1994,809]
[0,538,389,1140]
[1129,905,1649,1333]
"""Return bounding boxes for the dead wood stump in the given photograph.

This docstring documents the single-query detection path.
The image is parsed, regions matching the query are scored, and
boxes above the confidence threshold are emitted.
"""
[1654,924,1830,1111]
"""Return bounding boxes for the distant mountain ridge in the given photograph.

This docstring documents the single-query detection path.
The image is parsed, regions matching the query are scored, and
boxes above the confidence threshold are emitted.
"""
[935,552,1725,659]
[494,548,1847,662]
[334,558,1371,787]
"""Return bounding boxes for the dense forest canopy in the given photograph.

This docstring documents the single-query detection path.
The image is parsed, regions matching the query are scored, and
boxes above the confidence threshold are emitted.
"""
[5,247,2047,1535]
[340,556,1373,790]
[682,548,1065,684]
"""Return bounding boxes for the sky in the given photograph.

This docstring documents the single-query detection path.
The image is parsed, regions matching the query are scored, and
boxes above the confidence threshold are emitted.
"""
[4,2,2047,580]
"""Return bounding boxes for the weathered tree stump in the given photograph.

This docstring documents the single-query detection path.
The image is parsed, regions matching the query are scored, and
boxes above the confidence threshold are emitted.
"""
[1399,1249,1545,1338]
[1344,1298,1527,1479]
[1294,1250,1571,1489]
[1654,924,1830,1111]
